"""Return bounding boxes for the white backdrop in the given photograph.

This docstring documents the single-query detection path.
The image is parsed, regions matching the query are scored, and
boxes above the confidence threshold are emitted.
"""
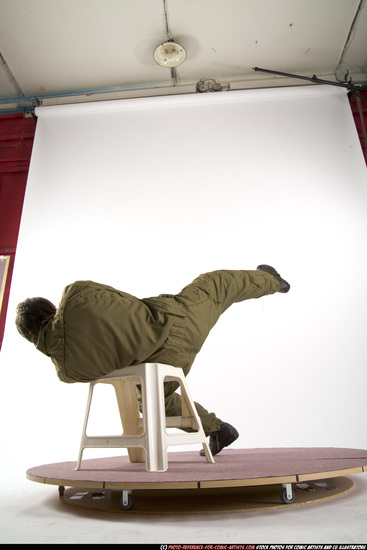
[1,86,367,477]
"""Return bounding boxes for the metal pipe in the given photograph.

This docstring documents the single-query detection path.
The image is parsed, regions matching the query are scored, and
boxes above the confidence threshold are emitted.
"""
[252,67,348,88]
[0,80,177,114]
[335,0,366,81]
[0,52,23,97]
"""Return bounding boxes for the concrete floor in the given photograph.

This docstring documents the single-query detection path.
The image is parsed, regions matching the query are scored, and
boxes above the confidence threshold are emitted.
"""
[0,470,366,544]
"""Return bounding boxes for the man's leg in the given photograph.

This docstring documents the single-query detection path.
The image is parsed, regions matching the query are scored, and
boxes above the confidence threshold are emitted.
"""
[180,269,280,317]
[164,391,221,437]
[134,383,221,436]
[176,267,289,455]
[177,269,281,363]
[148,267,289,455]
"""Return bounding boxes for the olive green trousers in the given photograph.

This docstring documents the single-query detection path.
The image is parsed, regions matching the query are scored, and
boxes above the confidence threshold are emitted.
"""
[138,269,279,436]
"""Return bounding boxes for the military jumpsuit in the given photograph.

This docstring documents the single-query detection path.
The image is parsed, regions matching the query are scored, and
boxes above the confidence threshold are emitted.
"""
[36,270,279,436]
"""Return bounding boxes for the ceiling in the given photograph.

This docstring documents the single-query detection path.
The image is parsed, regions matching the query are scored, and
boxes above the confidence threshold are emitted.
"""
[0,0,366,114]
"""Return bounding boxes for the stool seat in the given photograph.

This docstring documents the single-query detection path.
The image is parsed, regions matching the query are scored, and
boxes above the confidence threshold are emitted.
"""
[75,362,215,472]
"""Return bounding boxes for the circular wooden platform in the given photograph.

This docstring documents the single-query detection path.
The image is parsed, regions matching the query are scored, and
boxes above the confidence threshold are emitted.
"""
[26,447,367,515]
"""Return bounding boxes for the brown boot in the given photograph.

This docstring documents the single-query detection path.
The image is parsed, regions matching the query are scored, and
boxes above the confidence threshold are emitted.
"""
[257,264,290,293]
[199,422,239,457]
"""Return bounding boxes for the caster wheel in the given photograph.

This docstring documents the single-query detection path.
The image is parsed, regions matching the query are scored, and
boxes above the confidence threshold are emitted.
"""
[120,493,134,510]
[281,486,295,504]
[58,486,65,497]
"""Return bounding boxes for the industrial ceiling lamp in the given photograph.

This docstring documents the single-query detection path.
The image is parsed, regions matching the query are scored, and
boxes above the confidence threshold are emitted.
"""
[153,41,187,68]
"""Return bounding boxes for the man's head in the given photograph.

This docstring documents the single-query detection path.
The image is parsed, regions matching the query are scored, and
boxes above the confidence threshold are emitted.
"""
[15,297,57,345]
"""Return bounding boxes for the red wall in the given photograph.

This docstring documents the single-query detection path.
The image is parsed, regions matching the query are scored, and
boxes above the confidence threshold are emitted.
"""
[0,114,36,348]
[348,89,367,164]
[0,91,366,348]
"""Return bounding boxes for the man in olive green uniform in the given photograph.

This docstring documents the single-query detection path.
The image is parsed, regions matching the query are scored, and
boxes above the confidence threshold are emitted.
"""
[16,265,290,455]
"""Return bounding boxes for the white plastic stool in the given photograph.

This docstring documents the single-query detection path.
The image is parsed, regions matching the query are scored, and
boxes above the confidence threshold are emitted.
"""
[75,362,215,472]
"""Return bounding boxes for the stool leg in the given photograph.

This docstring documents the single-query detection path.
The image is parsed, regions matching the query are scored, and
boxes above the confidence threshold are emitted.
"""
[172,374,215,465]
[141,365,167,472]
[74,382,95,471]
[201,442,215,464]
[112,379,145,464]
[180,388,200,431]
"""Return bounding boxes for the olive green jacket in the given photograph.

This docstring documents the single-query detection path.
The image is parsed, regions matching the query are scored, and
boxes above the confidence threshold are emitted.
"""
[36,280,186,383]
